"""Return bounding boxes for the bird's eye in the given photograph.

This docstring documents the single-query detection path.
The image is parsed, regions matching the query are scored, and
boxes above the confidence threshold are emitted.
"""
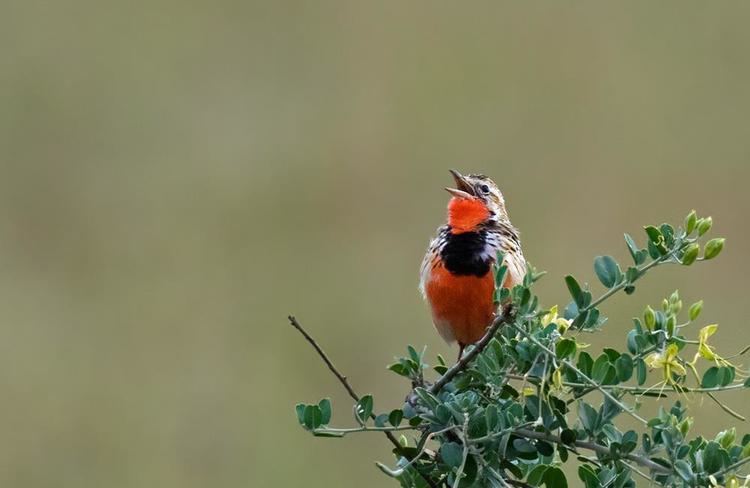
[479,184,490,194]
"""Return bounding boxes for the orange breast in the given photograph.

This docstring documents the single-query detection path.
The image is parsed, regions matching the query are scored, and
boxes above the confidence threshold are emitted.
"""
[425,264,496,346]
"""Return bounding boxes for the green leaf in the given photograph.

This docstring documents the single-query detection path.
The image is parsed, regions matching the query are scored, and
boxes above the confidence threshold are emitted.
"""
[644,225,662,244]
[594,256,621,288]
[434,364,448,375]
[536,441,554,457]
[440,442,463,468]
[647,240,661,259]
[388,409,403,427]
[702,441,723,474]
[592,354,611,383]
[625,266,641,284]
[295,403,306,425]
[374,413,388,427]
[413,388,439,411]
[579,402,599,433]
[543,466,567,488]
[578,465,599,488]
[355,395,373,423]
[702,367,720,388]
[560,429,577,445]
[485,404,499,431]
[407,345,421,364]
[626,330,639,354]
[635,358,647,385]
[527,465,548,486]
[660,223,675,246]
[318,398,332,425]
[512,438,536,454]
[615,354,634,382]
[494,264,508,289]
[388,362,409,377]
[744,377,750,387]
[556,339,577,360]
[577,352,594,377]
[565,275,585,308]
[624,233,640,263]
[719,366,735,386]
[601,424,621,443]
[303,404,323,430]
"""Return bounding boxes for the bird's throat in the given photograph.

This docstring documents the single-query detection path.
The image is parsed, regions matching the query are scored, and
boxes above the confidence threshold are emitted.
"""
[447,197,490,234]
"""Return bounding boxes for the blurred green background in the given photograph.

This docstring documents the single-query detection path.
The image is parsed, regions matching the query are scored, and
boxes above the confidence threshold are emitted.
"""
[2,1,749,486]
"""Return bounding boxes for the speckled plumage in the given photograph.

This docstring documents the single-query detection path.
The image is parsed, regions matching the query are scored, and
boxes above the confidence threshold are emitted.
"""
[420,172,526,353]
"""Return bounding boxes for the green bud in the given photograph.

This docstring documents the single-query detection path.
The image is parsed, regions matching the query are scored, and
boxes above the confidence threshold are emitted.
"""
[689,301,703,321]
[662,299,670,312]
[670,290,680,304]
[671,300,682,315]
[716,428,736,449]
[644,306,656,330]
[681,243,700,265]
[679,417,693,436]
[685,210,697,234]
[704,238,725,260]
[697,216,713,236]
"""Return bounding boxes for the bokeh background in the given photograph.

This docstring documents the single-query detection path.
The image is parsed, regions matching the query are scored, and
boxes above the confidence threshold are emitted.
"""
[2,1,750,486]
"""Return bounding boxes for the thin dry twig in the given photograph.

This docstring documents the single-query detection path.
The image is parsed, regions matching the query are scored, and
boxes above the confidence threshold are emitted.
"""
[287,315,440,488]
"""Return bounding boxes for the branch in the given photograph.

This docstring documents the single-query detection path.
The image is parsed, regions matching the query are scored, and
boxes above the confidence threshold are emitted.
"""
[288,315,361,402]
[313,425,418,437]
[513,428,672,475]
[503,373,748,395]
[467,423,672,477]
[287,315,440,488]
[714,455,750,479]
[429,304,515,396]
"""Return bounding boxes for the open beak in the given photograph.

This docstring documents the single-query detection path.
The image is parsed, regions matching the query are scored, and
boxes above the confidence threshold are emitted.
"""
[445,169,474,199]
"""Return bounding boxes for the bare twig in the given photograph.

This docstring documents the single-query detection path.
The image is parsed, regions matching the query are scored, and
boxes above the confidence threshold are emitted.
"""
[429,304,515,396]
[707,392,746,421]
[287,315,439,488]
[288,315,361,402]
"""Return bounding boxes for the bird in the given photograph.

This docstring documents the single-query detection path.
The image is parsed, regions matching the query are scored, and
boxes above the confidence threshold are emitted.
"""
[419,170,526,360]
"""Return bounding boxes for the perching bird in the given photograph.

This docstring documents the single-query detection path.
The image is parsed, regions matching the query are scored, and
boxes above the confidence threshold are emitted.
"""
[419,170,526,360]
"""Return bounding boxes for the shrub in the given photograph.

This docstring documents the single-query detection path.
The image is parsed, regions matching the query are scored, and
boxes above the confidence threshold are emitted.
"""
[291,211,750,487]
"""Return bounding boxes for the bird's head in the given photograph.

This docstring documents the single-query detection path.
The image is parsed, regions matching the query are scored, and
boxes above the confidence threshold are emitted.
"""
[445,169,508,233]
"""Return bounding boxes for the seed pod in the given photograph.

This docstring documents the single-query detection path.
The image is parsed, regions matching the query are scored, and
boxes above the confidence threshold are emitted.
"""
[644,306,656,330]
[704,238,725,260]
[681,243,700,265]
[697,217,713,236]
[689,301,703,321]
[685,210,697,234]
